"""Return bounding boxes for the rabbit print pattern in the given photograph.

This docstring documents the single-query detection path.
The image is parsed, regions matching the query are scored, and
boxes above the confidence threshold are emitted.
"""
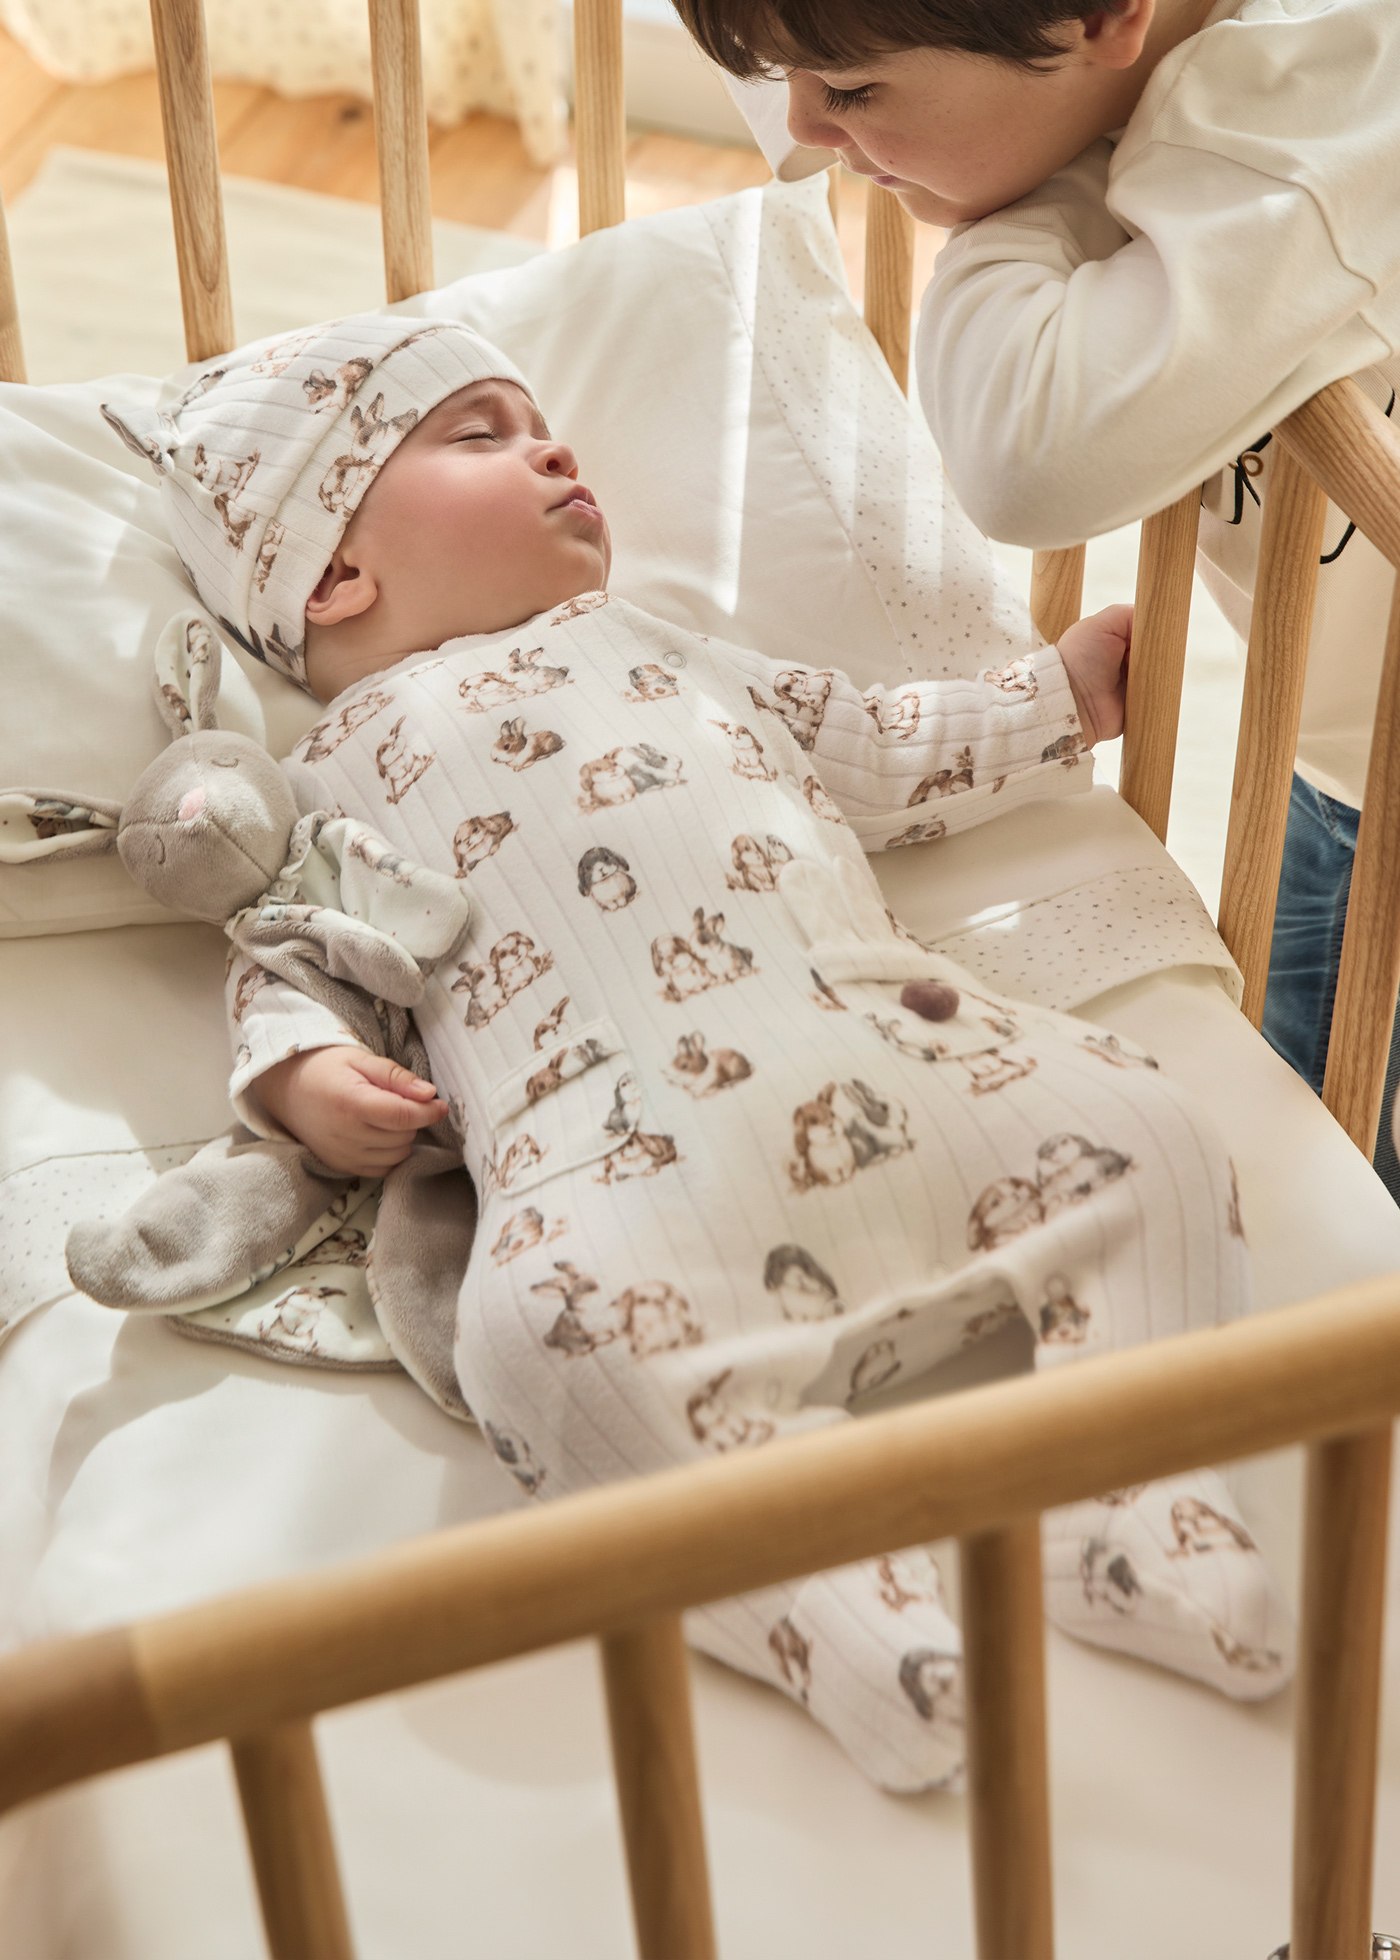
[228,594,1289,1792]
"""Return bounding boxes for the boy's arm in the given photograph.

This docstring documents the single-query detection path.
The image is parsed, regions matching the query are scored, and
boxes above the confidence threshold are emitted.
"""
[722,608,1127,851]
[919,135,1384,548]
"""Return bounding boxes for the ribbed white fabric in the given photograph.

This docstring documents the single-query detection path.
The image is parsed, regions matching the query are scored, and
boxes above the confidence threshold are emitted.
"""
[226,593,1284,1788]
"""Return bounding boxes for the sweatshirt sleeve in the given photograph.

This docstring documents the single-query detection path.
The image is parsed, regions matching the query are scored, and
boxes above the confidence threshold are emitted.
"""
[918,117,1389,549]
[721,636,1091,851]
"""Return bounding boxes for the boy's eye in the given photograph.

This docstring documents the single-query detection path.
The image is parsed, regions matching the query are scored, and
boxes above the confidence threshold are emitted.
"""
[821,82,874,112]
[454,430,497,443]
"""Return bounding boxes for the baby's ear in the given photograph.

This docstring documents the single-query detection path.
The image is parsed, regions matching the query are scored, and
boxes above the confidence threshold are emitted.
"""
[305,554,379,628]
[153,611,223,737]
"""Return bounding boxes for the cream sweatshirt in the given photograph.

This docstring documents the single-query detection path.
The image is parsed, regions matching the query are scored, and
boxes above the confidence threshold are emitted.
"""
[917,0,1400,810]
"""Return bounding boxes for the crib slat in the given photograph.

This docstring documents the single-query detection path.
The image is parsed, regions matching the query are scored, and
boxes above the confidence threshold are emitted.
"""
[148,0,235,362]
[1216,445,1327,1025]
[863,184,915,393]
[1275,376,1400,574]
[575,0,626,235]
[961,1522,1055,1960]
[0,185,25,383]
[600,1617,717,1960]
[1320,578,1400,1153]
[1119,489,1198,844]
[1030,547,1085,648]
[1291,1428,1393,1960]
[230,1719,356,1960]
[367,0,435,303]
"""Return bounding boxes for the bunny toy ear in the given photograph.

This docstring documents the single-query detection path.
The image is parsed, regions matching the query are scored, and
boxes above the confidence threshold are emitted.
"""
[0,789,122,864]
[153,610,223,739]
[0,611,224,866]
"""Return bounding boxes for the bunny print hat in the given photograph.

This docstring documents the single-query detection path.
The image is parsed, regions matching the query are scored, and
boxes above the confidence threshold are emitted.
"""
[100,313,533,692]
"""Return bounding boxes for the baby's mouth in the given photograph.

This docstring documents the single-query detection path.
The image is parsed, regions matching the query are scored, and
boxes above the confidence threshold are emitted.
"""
[553,484,605,525]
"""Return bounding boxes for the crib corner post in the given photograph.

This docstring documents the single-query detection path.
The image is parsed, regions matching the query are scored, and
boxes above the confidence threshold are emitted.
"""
[0,184,26,384]
[1290,1425,1393,1960]
[230,1718,357,1960]
[574,0,627,236]
[960,1518,1055,1960]
[600,1615,718,1960]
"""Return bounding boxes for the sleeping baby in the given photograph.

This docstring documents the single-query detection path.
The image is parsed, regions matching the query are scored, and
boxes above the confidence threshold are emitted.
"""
[100,313,1291,1794]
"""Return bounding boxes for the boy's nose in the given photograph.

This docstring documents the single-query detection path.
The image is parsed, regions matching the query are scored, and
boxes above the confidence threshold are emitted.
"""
[785,72,843,152]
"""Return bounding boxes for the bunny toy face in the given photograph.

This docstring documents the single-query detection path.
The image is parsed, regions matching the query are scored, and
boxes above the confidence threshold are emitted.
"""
[117,728,302,925]
[0,611,472,1007]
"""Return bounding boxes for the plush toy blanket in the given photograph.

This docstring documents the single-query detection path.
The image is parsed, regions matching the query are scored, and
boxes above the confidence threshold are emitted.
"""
[0,612,478,1422]
[67,1119,476,1420]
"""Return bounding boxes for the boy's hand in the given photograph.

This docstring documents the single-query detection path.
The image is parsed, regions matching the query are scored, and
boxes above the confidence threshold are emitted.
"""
[256,1046,448,1178]
[1056,603,1132,748]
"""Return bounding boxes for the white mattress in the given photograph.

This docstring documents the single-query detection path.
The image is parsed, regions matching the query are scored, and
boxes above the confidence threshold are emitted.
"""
[4,786,1400,1959]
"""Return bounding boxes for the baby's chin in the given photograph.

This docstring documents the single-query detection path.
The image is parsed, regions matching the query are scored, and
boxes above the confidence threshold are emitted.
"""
[306,574,614,699]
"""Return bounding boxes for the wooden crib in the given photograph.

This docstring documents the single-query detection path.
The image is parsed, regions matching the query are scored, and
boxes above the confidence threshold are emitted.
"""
[2,4,1400,1957]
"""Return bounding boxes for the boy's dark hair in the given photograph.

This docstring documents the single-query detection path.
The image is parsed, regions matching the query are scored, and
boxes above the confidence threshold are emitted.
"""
[672,0,1128,74]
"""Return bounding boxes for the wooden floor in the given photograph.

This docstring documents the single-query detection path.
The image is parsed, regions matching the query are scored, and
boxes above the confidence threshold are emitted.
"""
[0,23,940,308]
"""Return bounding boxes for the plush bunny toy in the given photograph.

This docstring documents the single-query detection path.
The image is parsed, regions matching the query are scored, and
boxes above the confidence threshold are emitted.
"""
[0,613,478,1419]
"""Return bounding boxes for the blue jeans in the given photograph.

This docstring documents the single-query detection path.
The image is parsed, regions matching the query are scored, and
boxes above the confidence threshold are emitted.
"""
[1262,774,1400,1203]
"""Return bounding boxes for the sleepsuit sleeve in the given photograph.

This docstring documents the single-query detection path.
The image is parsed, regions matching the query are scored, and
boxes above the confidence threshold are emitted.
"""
[717,634,1091,851]
[224,952,372,1138]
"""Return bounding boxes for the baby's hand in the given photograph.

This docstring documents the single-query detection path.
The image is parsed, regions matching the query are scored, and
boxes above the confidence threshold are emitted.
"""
[1056,603,1133,747]
[256,1046,447,1177]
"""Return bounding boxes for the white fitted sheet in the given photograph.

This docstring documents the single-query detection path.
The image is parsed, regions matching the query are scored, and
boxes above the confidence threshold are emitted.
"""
[3,784,1400,1959]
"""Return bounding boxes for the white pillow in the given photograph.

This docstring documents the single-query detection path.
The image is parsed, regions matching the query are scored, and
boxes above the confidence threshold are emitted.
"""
[0,174,1036,936]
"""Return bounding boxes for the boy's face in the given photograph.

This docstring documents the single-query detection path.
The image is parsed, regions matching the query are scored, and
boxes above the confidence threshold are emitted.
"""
[785,48,1101,223]
[307,378,611,690]
[782,3,1192,226]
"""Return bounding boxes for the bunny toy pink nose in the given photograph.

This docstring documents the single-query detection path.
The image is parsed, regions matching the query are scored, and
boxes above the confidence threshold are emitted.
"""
[901,979,960,1021]
[178,787,207,822]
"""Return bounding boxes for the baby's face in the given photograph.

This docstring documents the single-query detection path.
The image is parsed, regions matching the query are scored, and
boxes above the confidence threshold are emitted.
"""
[319,377,611,671]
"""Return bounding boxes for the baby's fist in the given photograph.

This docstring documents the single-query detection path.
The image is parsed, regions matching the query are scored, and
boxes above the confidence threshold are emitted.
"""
[257,1045,447,1177]
[1056,603,1132,748]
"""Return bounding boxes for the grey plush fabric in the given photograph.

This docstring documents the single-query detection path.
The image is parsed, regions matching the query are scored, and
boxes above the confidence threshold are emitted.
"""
[28,611,477,1422]
[65,1013,476,1423]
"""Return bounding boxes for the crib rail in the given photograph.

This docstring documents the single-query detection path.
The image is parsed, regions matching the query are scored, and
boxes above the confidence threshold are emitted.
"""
[0,177,22,382]
[2,1275,1399,1959]
[1034,381,1400,1069]
[1032,398,1400,1960]
[2,7,1400,1959]
[367,0,435,298]
[0,0,915,376]
[147,0,233,362]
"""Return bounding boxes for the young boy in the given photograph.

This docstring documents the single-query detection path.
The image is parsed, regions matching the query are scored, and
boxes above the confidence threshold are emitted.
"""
[101,311,1290,1793]
[682,0,1400,1194]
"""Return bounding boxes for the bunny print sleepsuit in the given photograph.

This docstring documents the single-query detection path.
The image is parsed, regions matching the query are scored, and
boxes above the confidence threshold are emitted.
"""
[228,591,1291,1791]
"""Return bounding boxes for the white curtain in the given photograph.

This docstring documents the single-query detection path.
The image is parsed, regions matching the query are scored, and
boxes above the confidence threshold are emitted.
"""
[1,0,565,164]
